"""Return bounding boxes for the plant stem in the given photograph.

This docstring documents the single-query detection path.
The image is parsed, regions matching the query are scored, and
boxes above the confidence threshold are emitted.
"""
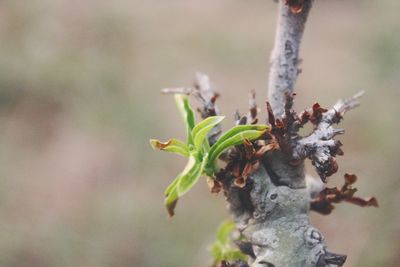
[268,0,312,118]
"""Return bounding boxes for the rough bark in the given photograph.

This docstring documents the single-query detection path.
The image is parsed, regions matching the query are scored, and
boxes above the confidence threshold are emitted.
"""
[217,90,363,266]
[161,2,369,266]
[151,0,380,265]
[224,165,346,267]
[268,0,312,119]
[221,1,350,266]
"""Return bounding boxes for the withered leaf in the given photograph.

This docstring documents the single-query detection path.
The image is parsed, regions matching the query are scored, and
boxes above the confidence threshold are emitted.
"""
[166,199,178,217]
[344,173,357,185]
[207,176,222,194]
[232,164,241,179]
[310,103,328,124]
[266,101,276,127]
[234,177,246,188]
[234,161,259,188]
[243,138,255,160]
[285,0,304,14]
[242,161,259,179]
[299,110,311,125]
[275,119,284,129]
[311,173,378,215]
[254,142,279,158]
[249,91,258,122]
[345,196,379,208]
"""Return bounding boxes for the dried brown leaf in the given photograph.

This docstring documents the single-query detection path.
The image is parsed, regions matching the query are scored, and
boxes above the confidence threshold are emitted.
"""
[311,173,378,215]
[266,101,276,127]
[310,103,328,124]
[166,199,178,217]
[234,177,246,188]
[232,165,241,179]
[249,90,257,122]
[344,173,357,185]
[152,139,172,149]
[345,196,379,208]
[255,142,279,158]
[285,0,304,14]
[243,138,255,160]
[275,119,284,129]
[207,176,222,194]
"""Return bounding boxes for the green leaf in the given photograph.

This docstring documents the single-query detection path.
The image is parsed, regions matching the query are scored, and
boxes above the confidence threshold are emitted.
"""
[150,138,189,157]
[177,154,207,196]
[207,125,269,167]
[164,187,178,217]
[213,124,269,146]
[211,242,224,261]
[192,116,224,151]
[164,155,203,216]
[216,220,236,245]
[174,94,196,145]
[210,220,247,263]
[164,174,181,198]
[223,250,247,261]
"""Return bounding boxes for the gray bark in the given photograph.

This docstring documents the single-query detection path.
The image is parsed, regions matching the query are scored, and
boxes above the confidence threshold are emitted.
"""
[268,0,312,119]
[222,1,351,266]
[163,2,362,266]
[226,165,335,267]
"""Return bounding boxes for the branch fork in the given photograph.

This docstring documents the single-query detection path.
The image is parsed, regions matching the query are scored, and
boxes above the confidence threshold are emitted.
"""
[158,0,377,266]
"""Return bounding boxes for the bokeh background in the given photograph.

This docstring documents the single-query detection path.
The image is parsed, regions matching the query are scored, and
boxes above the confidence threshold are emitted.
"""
[0,0,399,266]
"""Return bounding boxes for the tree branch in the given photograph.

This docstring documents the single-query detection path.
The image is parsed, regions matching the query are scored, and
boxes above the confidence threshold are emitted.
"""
[268,0,312,118]
[158,2,374,266]
[293,91,364,180]
[219,1,350,266]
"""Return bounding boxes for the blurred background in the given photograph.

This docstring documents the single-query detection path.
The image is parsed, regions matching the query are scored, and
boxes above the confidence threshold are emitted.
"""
[0,0,398,266]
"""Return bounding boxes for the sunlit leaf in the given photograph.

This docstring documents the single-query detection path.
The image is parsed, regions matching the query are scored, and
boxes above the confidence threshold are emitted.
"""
[216,220,236,245]
[208,126,269,167]
[177,154,207,196]
[174,94,196,145]
[192,116,225,151]
[150,138,189,157]
[211,242,224,261]
[164,155,201,216]
[212,124,268,150]
[164,174,181,198]
[210,220,247,263]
